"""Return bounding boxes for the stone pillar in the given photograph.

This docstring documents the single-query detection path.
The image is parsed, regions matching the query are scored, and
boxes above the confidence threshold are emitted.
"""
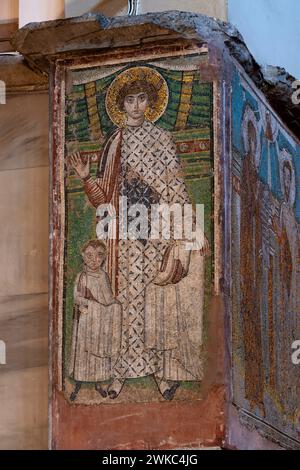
[19,0,64,28]
[0,56,49,449]
[0,0,18,22]
[12,12,226,450]
[0,1,18,53]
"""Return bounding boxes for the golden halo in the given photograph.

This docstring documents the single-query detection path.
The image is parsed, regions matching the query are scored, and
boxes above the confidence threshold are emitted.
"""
[105,66,169,127]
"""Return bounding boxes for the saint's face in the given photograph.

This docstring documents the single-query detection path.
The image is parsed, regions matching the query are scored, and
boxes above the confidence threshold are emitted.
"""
[249,135,256,157]
[123,92,149,121]
[283,166,292,202]
[83,246,106,271]
[247,122,257,159]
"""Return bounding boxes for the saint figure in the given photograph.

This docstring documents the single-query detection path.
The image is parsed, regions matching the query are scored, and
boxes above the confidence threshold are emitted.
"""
[240,118,265,415]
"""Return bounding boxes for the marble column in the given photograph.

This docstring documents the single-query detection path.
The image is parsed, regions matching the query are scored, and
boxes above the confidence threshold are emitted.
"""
[0,0,18,22]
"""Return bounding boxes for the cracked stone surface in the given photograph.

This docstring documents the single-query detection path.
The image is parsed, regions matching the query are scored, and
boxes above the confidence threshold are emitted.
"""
[11,11,300,140]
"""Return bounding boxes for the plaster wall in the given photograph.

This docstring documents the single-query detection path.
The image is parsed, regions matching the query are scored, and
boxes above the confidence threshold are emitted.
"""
[229,0,300,79]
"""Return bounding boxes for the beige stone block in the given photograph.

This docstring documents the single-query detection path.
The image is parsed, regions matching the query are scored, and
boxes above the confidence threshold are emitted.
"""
[0,0,18,22]
[0,93,49,172]
[0,166,49,295]
[65,0,128,17]
[0,366,48,450]
[0,293,48,372]
[138,0,228,21]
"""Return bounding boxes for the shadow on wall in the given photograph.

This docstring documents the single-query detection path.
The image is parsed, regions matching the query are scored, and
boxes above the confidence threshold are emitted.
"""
[65,0,128,17]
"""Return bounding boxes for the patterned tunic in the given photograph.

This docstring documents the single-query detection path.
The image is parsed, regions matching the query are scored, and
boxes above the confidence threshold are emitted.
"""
[115,121,190,378]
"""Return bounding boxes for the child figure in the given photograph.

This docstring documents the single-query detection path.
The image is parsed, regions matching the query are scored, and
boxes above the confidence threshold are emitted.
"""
[69,240,122,401]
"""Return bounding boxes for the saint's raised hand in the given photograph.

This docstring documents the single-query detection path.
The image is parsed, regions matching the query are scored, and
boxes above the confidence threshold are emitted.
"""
[69,151,90,179]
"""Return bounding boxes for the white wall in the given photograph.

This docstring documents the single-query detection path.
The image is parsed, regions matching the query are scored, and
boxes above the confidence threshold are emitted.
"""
[229,0,300,79]
[65,0,103,16]
[19,0,64,27]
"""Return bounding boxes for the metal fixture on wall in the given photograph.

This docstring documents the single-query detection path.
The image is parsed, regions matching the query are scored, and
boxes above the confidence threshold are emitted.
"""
[128,0,139,15]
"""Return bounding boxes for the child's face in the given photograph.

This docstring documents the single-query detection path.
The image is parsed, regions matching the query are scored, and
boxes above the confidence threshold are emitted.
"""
[83,246,106,271]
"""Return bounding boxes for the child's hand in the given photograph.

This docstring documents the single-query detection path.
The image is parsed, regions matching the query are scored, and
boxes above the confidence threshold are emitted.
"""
[79,306,88,316]
[76,295,88,308]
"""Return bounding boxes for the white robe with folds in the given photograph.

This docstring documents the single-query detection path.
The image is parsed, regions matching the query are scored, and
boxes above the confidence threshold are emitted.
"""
[144,247,204,381]
[69,269,122,382]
